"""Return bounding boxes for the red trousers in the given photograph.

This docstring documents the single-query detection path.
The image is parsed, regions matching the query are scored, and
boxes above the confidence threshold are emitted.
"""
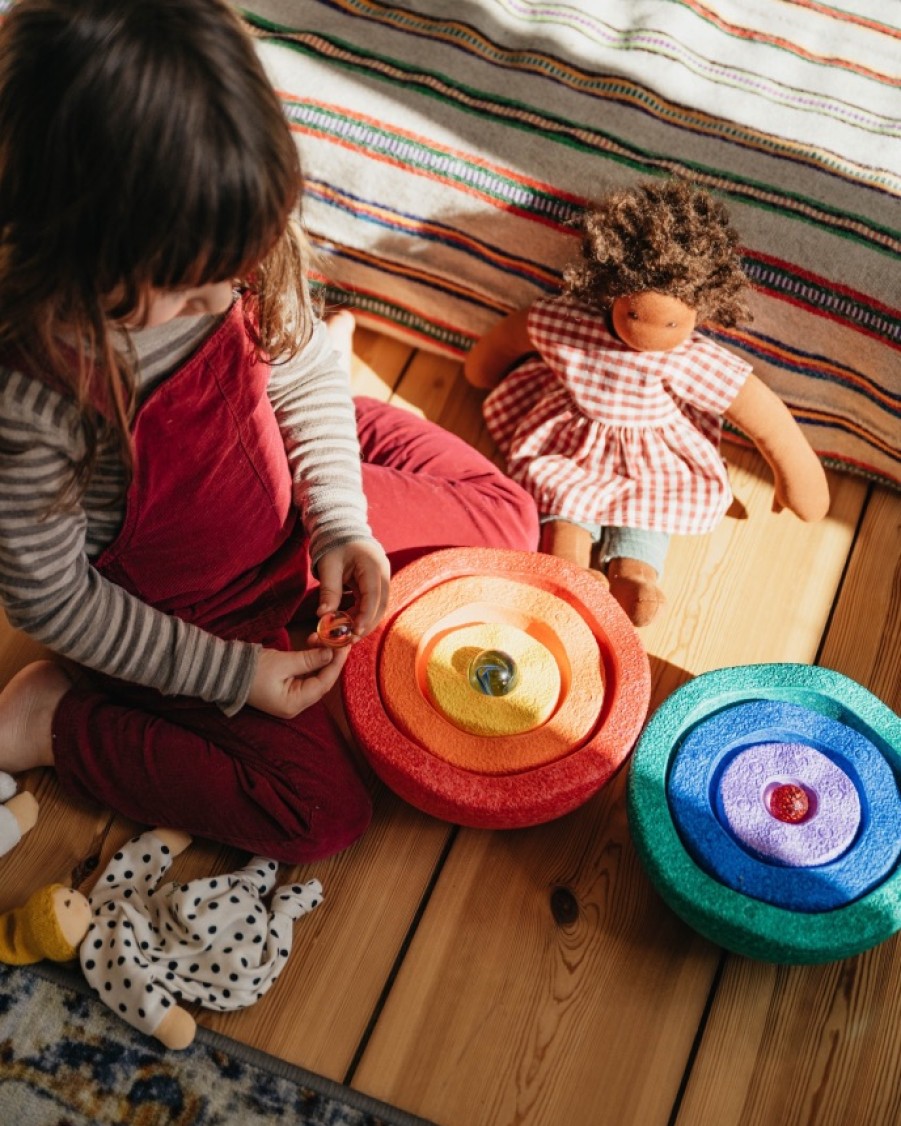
[53,397,538,862]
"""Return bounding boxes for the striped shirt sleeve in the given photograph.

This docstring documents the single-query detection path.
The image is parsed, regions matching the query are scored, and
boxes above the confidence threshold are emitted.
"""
[267,319,375,566]
[0,365,257,715]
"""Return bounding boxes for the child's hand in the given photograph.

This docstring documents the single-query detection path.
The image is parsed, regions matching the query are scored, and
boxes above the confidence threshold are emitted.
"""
[315,540,391,640]
[248,646,349,719]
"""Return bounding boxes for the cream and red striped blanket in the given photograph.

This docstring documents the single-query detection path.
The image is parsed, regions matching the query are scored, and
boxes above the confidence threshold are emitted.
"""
[264,4,894,487]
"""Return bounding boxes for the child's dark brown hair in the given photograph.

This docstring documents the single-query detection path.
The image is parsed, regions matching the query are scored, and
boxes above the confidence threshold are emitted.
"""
[0,0,313,502]
[562,179,753,327]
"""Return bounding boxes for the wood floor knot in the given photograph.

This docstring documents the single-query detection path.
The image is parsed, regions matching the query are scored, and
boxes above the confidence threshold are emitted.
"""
[549,885,579,926]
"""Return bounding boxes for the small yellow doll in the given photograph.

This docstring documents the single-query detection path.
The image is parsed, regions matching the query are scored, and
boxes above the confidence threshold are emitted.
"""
[0,883,90,965]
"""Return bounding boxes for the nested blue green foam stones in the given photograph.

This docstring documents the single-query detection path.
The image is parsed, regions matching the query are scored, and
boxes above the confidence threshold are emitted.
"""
[627,664,901,963]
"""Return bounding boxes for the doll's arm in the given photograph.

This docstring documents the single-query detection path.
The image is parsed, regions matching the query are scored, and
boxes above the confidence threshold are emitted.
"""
[463,309,534,390]
[231,856,279,896]
[93,830,190,901]
[153,1004,197,1050]
[724,374,830,521]
[149,828,192,857]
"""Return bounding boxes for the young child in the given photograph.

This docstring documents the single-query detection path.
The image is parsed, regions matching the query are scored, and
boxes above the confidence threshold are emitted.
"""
[0,0,538,862]
[464,179,829,626]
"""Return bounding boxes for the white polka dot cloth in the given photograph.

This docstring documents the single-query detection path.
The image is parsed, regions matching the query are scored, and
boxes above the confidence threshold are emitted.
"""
[80,831,323,1040]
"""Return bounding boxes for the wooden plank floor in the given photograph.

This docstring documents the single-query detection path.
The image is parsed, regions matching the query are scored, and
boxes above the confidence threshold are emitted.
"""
[0,327,898,1126]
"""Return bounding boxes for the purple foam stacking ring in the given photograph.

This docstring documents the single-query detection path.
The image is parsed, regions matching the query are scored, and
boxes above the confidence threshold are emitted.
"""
[717,741,861,867]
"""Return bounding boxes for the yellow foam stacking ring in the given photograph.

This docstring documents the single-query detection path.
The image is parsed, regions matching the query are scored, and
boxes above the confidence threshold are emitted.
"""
[425,622,561,737]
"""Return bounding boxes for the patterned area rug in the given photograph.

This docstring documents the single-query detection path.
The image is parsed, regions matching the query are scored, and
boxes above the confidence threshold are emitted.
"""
[0,963,434,1125]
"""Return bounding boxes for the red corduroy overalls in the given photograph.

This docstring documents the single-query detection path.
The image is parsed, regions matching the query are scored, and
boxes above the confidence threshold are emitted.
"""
[51,305,539,861]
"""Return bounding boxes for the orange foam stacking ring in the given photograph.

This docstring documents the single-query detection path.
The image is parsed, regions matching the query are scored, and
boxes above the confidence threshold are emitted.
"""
[342,548,651,829]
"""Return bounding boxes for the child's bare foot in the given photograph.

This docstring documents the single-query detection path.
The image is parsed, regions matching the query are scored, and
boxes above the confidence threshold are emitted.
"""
[0,661,72,772]
[606,557,666,627]
[324,309,356,370]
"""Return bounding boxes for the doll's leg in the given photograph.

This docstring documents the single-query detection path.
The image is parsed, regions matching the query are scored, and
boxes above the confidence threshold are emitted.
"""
[598,528,670,627]
[354,397,539,567]
[538,518,595,570]
[51,684,371,864]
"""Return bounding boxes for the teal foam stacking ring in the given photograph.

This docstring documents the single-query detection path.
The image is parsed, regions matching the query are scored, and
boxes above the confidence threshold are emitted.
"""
[627,664,901,964]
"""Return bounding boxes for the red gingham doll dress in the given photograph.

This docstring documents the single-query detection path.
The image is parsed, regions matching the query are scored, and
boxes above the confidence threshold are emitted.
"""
[483,296,752,535]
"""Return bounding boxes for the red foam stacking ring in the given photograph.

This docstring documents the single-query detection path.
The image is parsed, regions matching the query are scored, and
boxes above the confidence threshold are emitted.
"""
[342,548,651,828]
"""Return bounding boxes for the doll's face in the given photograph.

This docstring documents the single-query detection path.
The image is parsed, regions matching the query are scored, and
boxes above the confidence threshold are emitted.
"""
[611,292,697,352]
[52,886,92,948]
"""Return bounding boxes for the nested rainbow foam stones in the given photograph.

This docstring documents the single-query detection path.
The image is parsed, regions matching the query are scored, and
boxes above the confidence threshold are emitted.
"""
[627,664,901,963]
[343,547,650,829]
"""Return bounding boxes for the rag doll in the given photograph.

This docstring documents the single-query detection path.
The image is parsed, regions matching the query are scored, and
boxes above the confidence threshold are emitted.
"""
[0,827,323,1050]
[464,179,830,626]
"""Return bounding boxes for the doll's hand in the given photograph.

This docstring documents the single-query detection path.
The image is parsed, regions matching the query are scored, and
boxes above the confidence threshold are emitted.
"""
[772,467,830,522]
[315,540,391,640]
[725,374,830,524]
[248,646,349,719]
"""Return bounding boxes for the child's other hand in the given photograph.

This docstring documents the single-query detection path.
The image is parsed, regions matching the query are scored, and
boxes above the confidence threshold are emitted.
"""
[247,646,349,718]
[316,540,391,639]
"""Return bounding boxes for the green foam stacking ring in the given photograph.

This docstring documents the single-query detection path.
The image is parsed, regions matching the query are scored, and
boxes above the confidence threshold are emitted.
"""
[626,663,901,964]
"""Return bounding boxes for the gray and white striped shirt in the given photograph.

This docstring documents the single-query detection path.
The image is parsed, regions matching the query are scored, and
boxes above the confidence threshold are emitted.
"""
[0,311,373,715]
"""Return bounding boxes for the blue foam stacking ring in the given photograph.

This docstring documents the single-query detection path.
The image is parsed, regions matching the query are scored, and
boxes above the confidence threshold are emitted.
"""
[627,664,901,964]
[666,700,901,911]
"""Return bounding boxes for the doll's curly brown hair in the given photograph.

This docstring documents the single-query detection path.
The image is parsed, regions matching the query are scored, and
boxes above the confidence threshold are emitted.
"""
[562,179,752,327]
